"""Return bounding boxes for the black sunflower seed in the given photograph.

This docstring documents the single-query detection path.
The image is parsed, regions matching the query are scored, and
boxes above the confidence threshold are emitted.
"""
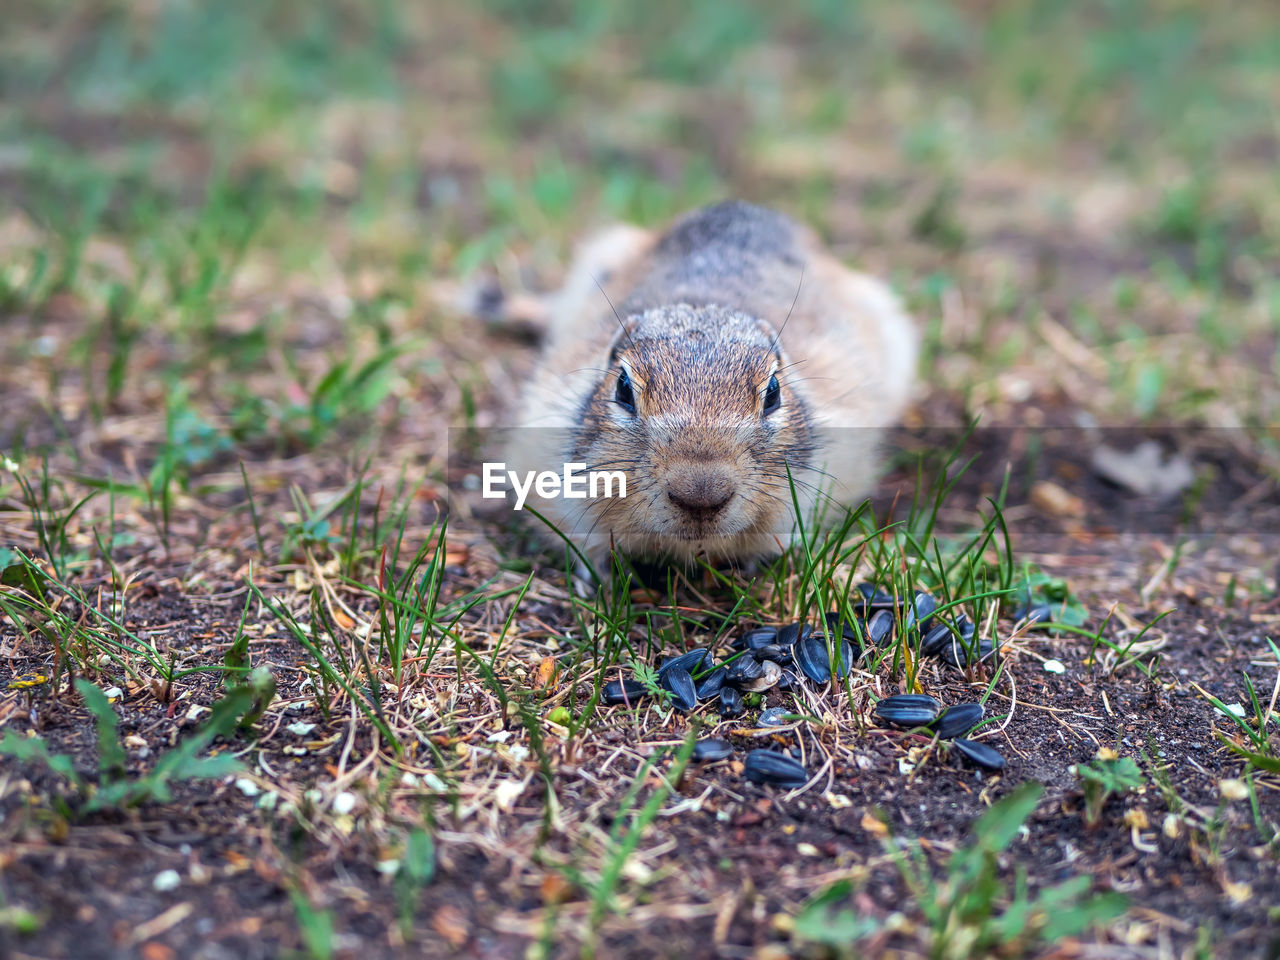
[741,627,780,651]
[794,636,832,685]
[952,737,1006,771]
[880,693,939,708]
[873,693,941,728]
[742,660,782,692]
[758,706,790,727]
[725,654,766,684]
[749,643,789,663]
[718,686,744,718]
[930,702,984,739]
[660,666,698,712]
[601,678,649,705]
[833,640,856,678]
[936,635,996,668]
[865,608,895,646]
[919,623,953,657]
[776,622,814,646]
[824,612,860,642]
[659,648,711,681]
[854,582,896,612]
[691,738,734,762]
[743,749,809,788]
[1016,603,1055,627]
[695,666,727,700]
[904,591,938,633]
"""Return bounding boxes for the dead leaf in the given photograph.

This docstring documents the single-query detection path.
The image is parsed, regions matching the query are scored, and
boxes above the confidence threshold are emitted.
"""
[128,903,193,946]
[540,872,575,906]
[1092,441,1195,497]
[431,904,469,948]
[1030,480,1086,518]
[534,656,558,692]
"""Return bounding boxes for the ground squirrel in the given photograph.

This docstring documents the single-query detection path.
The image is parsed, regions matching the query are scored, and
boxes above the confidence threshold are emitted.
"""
[486,201,918,574]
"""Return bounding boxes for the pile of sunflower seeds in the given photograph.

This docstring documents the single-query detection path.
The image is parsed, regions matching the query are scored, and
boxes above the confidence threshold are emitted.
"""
[599,583,1009,785]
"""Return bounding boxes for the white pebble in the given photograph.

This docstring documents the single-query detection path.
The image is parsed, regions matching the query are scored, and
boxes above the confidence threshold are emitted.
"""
[153,869,181,892]
[1042,659,1066,674]
[1219,779,1249,801]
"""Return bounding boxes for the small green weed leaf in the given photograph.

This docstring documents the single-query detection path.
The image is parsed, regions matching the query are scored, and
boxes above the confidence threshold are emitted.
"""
[1074,752,1144,826]
[290,889,335,960]
[0,731,84,790]
[223,629,251,688]
[1075,756,1144,790]
[633,662,662,698]
[970,781,1044,855]
[997,869,1034,942]
[75,679,127,780]
[403,828,436,884]
[0,556,48,600]
[161,750,244,782]
[1215,734,1280,773]
[97,684,255,811]
[793,879,879,945]
[1010,569,1087,626]
[546,705,572,726]
[239,665,277,730]
[88,780,140,811]
[1040,890,1129,942]
[169,406,232,467]
[0,904,44,934]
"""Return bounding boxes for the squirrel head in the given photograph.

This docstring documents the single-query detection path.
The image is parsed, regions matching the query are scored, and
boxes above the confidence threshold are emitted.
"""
[572,303,816,552]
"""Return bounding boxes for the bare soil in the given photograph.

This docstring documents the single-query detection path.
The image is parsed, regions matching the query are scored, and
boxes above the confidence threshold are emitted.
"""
[3,411,1278,959]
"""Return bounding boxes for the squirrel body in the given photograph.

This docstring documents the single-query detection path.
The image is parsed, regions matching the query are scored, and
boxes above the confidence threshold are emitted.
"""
[500,201,918,572]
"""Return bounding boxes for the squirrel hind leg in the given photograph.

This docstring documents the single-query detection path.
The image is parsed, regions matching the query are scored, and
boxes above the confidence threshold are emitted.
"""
[445,273,553,342]
[443,223,652,344]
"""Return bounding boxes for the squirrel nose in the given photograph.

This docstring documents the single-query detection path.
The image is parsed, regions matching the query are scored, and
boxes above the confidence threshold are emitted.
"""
[666,467,736,518]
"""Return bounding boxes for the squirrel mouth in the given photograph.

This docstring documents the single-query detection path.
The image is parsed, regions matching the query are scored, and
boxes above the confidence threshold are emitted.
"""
[671,507,744,542]
[667,491,735,536]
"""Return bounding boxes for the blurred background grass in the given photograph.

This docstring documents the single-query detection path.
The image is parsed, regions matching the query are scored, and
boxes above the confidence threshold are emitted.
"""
[1,0,1278,469]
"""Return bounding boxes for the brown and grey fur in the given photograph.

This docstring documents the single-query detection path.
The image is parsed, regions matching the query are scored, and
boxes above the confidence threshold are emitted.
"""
[499,201,918,572]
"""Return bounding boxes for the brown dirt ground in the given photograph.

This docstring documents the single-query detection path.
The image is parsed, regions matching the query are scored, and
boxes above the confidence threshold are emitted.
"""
[2,411,1279,958]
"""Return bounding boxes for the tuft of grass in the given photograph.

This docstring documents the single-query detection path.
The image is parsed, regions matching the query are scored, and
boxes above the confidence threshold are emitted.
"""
[1195,639,1280,774]
[392,827,437,940]
[582,730,698,955]
[797,782,1127,956]
[0,677,263,816]
[0,549,220,688]
[1071,748,1145,828]
[288,887,336,960]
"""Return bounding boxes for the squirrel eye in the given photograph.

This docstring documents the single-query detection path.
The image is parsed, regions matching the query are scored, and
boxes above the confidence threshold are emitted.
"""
[614,368,636,414]
[763,373,781,416]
